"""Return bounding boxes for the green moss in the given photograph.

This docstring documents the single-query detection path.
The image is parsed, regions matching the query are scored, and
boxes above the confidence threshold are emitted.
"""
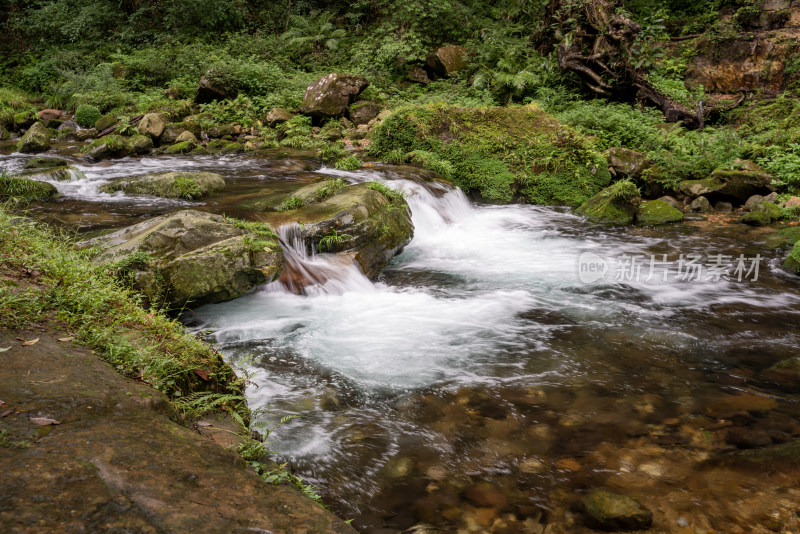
[366,181,405,203]
[220,142,244,154]
[315,178,347,201]
[277,196,306,211]
[0,174,59,202]
[369,104,610,206]
[75,104,102,128]
[637,199,684,225]
[739,201,782,226]
[766,226,800,249]
[334,155,362,170]
[575,181,640,225]
[163,140,195,154]
[784,241,800,275]
[94,113,119,131]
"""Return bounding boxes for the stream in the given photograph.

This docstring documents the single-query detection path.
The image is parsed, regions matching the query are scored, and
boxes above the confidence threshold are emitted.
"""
[4,147,800,532]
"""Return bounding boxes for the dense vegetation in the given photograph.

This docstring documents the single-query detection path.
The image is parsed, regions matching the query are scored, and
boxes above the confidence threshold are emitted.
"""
[2,0,800,199]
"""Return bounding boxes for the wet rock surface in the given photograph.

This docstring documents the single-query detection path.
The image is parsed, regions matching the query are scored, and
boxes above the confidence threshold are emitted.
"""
[101,171,225,200]
[0,328,354,534]
[83,210,283,308]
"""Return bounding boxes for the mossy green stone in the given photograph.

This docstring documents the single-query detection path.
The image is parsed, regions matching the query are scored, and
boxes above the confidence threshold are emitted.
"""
[739,201,782,226]
[582,489,652,531]
[94,114,119,132]
[220,142,244,154]
[575,184,639,225]
[82,134,131,160]
[101,171,225,200]
[765,226,800,249]
[637,199,684,224]
[16,122,51,153]
[163,140,195,154]
[784,241,800,275]
[129,134,154,154]
[23,157,67,170]
[0,175,58,201]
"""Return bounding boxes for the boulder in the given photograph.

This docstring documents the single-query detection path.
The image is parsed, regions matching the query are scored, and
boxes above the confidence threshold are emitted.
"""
[21,165,85,182]
[37,109,62,121]
[657,195,682,211]
[81,135,131,161]
[83,210,283,308]
[782,196,800,209]
[129,134,154,154]
[677,164,775,203]
[637,199,684,225]
[407,66,431,84]
[95,114,119,132]
[75,128,98,142]
[23,157,68,170]
[262,182,414,279]
[300,73,369,119]
[738,200,782,225]
[784,240,800,275]
[349,101,382,126]
[206,123,238,139]
[16,122,51,153]
[175,130,197,143]
[264,108,294,127]
[0,175,59,201]
[162,140,197,154]
[160,122,202,145]
[575,182,641,225]
[689,196,712,212]
[604,147,648,179]
[581,489,653,531]
[195,74,238,104]
[425,45,471,78]
[100,171,225,200]
[137,113,169,139]
[715,201,734,212]
[763,356,800,388]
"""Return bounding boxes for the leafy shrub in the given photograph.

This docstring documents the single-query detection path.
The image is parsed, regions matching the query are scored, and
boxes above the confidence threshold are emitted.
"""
[75,104,102,128]
[758,144,800,194]
[277,196,306,211]
[335,155,362,170]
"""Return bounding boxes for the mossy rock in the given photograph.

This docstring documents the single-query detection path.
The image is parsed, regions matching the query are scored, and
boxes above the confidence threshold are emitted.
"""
[765,226,800,249]
[206,139,229,152]
[299,73,369,118]
[581,489,653,531]
[82,210,283,308]
[207,123,238,139]
[637,199,684,225]
[220,142,244,155]
[163,140,196,154]
[100,171,225,200]
[16,122,52,153]
[0,175,58,201]
[575,182,640,225]
[261,183,413,279]
[763,356,800,388]
[369,104,611,206]
[160,122,202,144]
[23,157,68,170]
[81,134,131,160]
[784,241,800,275]
[189,146,208,156]
[94,114,119,132]
[678,165,775,203]
[129,134,154,154]
[0,125,9,140]
[20,165,85,182]
[738,201,782,226]
[349,101,382,126]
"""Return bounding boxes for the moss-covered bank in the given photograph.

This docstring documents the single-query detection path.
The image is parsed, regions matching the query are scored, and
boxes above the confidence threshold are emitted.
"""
[368,103,611,206]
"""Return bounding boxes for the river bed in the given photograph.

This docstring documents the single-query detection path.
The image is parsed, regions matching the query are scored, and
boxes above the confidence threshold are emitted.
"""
[4,147,800,533]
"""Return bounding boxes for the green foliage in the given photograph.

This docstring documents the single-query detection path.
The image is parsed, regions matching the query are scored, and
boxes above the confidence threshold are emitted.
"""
[277,115,317,149]
[408,150,455,179]
[74,104,101,128]
[315,178,347,200]
[172,391,248,419]
[334,155,362,170]
[173,177,204,200]
[0,209,240,399]
[319,143,348,163]
[277,196,306,211]
[366,181,405,203]
[318,230,353,251]
[605,179,641,200]
[370,104,612,206]
[758,144,800,194]
[553,100,665,152]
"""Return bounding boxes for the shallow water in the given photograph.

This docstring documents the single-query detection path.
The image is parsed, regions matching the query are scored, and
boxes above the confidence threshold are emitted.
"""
[5,148,800,532]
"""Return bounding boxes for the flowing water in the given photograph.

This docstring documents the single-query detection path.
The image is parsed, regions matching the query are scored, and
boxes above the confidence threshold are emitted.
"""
[4,147,800,532]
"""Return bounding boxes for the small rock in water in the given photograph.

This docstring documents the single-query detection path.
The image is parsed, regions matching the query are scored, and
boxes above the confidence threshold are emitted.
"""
[581,489,653,531]
[689,196,712,213]
[463,482,507,509]
[706,394,778,417]
[727,427,773,449]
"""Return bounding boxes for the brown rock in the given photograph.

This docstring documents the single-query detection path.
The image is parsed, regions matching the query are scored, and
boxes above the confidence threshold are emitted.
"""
[37,109,62,121]
[464,483,508,509]
[300,73,369,118]
[426,46,471,78]
[407,66,431,84]
[707,394,779,417]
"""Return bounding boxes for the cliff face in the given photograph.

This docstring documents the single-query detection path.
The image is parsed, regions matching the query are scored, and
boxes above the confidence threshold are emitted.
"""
[686,1,800,94]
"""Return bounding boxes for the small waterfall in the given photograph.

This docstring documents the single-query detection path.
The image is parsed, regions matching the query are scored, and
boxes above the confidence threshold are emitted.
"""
[269,223,374,296]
